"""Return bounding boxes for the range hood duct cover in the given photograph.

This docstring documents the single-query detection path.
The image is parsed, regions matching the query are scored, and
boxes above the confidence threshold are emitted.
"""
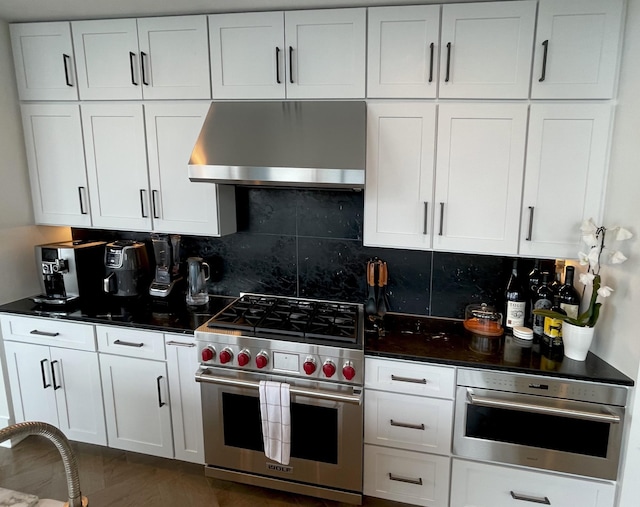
[188,101,366,189]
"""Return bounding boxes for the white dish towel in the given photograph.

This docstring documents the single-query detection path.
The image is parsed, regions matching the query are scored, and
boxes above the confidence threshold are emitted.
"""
[258,380,291,465]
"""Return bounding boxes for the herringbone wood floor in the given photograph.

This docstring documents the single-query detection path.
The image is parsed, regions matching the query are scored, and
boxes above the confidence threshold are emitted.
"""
[0,436,408,507]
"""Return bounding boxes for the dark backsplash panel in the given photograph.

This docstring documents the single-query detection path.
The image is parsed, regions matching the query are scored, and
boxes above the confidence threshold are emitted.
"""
[72,187,547,319]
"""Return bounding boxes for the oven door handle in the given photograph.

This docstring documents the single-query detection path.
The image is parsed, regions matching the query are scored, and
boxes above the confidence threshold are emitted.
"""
[466,390,620,424]
[195,368,363,405]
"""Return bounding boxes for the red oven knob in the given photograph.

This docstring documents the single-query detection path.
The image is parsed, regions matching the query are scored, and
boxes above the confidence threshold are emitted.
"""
[237,350,251,367]
[322,360,336,378]
[219,348,233,364]
[303,358,317,375]
[201,347,215,362]
[342,363,356,381]
[255,352,269,369]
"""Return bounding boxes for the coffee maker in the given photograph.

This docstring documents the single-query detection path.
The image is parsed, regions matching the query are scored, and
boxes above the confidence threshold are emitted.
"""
[149,234,182,298]
[103,240,150,297]
[32,240,106,306]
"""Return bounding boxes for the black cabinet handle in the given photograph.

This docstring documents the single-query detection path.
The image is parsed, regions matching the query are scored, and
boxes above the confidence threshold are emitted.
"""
[388,473,423,486]
[276,47,281,84]
[139,189,148,218]
[51,360,61,390]
[539,40,549,82]
[428,43,434,83]
[31,329,60,337]
[141,51,149,86]
[77,186,87,215]
[510,491,551,505]
[63,54,73,87]
[40,359,51,389]
[289,46,294,84]
[152,190,160,219]
[526,206,535,241]
[445,42,452,82]
[157,376,166,407]
[439,202,445,236]
[114,339,144,348]
[423,202,428,235]
[129,52,138,85]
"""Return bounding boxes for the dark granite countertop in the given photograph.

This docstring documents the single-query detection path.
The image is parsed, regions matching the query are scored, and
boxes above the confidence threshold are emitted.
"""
[366,313,634,386]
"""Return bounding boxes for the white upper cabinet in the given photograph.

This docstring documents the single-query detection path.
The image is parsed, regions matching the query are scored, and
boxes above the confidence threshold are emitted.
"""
[10,22,78,101]
[145,102,237,237]
[367,6,441,99]
[82,103,152,231]
[531,0,625,99]
[519,104,612,259]
[209,12,285,99]
[210,8,366,99]
[21,103,91,227]
[72,16,210,100]
[364,102,437,250]
[434,104,528,255]
[439,1,536,99]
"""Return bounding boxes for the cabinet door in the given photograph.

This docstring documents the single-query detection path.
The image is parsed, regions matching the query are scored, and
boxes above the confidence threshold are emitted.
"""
[284,8,366,99]
[450,459,615,507]
[51,347,106,445]
[434,104,528,255]
[439,1,536,99]
[21,104,91,227]
[519,104,612,258]
[165,334,204,464]
[531,0,624,99]
[72,18,142,100]
[137,16,211,100]
[209,12,285,99]
[364,102,436,250]
[3,341,58,427]
[100,354,173,458]
[145,102,237,236]
[367,6,440,99]
[82,103,152,231]
[10,22,78,101]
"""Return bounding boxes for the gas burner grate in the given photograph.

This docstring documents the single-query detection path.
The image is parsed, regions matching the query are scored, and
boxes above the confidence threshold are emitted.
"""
[207,295,277,332]
[305,304,358,343]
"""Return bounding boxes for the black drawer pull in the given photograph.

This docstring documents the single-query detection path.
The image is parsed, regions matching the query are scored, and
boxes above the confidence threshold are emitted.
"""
[40,359,51,389]
[428,43,434,83]
[390,420,425,430]
[51,360,61,390]
[275,47,281,84]
[157,376,166,407]
[31,330,60,337]
[511,491,551,505]
[114,339,144,348]
[141,51,149,86]
[389,473,423,486]
[289,46,294,84]
[445,42,452,82]
[391,374,427,384]
[129,51,138,85]
[63,54,73,87]
[538,40,549,82]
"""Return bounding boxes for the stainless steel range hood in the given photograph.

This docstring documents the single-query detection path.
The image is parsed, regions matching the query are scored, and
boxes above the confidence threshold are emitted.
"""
[188,101,366,189]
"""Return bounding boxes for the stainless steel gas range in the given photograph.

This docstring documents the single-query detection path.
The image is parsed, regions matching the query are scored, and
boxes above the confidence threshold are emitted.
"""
[194,294,365,505]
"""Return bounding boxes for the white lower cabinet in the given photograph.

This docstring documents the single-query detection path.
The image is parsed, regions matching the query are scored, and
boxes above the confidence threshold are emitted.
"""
[165,333,204,464]
[450,459,616,507]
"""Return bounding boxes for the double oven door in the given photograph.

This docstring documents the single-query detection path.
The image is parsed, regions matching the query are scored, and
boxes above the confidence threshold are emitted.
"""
[197,365,363,494]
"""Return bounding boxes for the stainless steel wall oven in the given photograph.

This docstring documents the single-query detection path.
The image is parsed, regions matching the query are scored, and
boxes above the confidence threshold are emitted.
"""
[454,368,628,480]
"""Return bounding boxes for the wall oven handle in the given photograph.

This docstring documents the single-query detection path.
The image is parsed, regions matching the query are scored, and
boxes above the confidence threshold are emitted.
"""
[466,390,621,424]
[195,368,362,405]
[511,491,551,505]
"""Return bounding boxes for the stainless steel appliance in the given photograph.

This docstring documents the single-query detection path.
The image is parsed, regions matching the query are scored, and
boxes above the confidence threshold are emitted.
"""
[149,234,182,298]
[454,367,628,480]
[32,240,106,306]
[195,294,364,504]
[103,240,150,297]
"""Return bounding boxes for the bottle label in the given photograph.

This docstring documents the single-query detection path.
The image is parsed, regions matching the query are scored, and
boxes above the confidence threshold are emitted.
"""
[544,317,563,340]
[533,298,552,336]
[560,303,579,319]
[506,301,526,328]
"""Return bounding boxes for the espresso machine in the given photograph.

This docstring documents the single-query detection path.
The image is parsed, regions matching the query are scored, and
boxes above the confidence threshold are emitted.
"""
[32,240,106,306]
[103,240,150,298]
[149,234,183,298]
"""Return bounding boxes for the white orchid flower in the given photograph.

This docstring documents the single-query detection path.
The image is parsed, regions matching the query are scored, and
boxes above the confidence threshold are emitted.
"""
[582,233,598,246]
[615,227,633,241]
[609,250,628,264]
[578,251,591,266]
[597,285,614,298]
[580,218,597,234]
[587,247,601,269]
[579,272,595,286]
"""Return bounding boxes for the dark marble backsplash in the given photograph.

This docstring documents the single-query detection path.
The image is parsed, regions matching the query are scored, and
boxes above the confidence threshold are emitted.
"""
[72,187,553,319]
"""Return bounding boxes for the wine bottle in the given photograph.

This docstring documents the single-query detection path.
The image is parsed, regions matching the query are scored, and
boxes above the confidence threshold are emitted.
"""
[558,265,581,319]
[532,272,553,340]
[527,259,541,327]
[505,260,526,331]
[550,260,565,295]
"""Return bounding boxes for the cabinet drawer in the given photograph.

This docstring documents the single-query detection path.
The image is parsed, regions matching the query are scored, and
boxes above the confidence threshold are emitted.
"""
[364,444,450,507]
[97,325,165,360]
[365,390,452,455]
[1,315,96,351]
[450,459,615,507]
[365,357,455,398]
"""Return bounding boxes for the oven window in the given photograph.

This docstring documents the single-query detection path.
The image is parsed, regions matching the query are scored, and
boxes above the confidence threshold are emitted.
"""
[465,405,610,457]
[222,393,339,464]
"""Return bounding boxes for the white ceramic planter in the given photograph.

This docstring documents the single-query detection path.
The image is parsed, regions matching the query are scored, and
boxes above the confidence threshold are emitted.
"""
[563,322,595,361]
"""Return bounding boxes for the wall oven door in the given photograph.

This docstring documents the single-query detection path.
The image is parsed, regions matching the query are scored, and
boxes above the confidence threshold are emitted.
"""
[196,366,363,498]
[454,379,626,480]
